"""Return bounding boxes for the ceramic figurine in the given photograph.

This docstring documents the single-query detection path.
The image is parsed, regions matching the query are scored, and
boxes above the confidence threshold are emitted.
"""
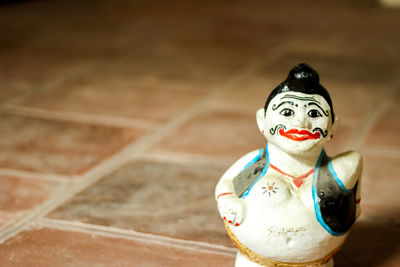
[215,63,362,267]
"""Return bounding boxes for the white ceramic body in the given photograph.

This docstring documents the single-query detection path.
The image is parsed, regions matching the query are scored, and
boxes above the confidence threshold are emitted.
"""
[229,153,346,262]
[216,148,361,266]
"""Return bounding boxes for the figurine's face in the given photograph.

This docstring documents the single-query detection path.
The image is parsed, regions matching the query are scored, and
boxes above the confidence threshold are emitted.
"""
[258,92,336,155]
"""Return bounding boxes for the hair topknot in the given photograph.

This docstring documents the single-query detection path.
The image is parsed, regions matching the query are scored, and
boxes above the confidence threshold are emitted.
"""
[264,63,335,123]
[289,63,320,84]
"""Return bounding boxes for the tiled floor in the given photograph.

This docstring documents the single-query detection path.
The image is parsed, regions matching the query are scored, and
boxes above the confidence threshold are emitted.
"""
[1,0,399,266]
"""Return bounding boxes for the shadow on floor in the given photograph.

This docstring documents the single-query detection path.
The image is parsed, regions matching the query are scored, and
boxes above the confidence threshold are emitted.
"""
[334,215,400,266]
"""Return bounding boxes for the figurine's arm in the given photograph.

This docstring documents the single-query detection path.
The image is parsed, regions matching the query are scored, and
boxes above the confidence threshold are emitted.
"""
[331,151,363,218]
[215,150,260,226]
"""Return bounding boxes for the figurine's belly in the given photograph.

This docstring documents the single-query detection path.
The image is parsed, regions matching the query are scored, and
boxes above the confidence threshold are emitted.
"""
[230,175,346,263]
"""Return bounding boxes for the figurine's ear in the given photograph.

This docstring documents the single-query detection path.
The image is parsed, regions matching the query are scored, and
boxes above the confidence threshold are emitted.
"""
[256,108,266,133]
[330,115,339,139]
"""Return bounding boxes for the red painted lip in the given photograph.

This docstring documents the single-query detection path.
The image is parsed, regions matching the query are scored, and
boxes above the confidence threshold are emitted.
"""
[278,128,320,141]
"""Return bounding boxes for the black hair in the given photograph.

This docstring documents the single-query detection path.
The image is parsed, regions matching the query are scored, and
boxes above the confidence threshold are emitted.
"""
[264,63,335,123]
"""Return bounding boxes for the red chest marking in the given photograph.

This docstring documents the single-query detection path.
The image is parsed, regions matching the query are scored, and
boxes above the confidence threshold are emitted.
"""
[269,164,315,188]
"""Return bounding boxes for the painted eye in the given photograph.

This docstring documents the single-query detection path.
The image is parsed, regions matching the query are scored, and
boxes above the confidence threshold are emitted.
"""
[308,109,322,118]
[280,108,294,117]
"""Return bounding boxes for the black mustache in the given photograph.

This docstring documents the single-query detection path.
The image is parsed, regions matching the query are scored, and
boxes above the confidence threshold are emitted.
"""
[269,124,286,135]
[312,127,328,137]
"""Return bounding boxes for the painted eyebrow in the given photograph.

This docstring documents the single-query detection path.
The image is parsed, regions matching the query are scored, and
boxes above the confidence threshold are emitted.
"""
[281,94,321,104]
[272,101,294,110]
[308,102,329,116]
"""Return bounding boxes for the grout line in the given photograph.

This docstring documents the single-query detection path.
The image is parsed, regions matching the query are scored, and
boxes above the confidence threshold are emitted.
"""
[3,105,158,129]
[139,151,234,168]
[1,61,101,106]
[343,100,389,150]
[205,46,290,101]
[0,181,69,243]
[36,218,236,257]
[196,100,261,115]
[362,146,400,159]
[0,168,74,183]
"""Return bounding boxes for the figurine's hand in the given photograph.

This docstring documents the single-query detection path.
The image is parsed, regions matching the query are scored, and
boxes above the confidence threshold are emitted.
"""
[217,194,246,226]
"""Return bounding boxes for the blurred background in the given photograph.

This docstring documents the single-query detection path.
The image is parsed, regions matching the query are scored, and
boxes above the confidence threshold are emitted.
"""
[0,0,399,266]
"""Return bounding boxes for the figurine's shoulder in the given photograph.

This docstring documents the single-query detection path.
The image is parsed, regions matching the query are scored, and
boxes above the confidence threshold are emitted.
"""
[220,149,262,180]
[329,151,362,188]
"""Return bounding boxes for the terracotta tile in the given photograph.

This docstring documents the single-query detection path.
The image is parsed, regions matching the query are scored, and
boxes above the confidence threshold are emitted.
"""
[158,19,280,70]
[360,154,400,223]
[260,51,397,87]
[331,9,400,65]
[0,1,185,106]
[0,227,234,267]
[0,176,55,230]
[153,109,266,162]
[1,0,259,109]
[0,0,159,59]
[334,219,400,267]
[209,74,280,112]
[364,97,400,149]
[0,52,89,106]
[328,83,384,124]
[18,71,211,124]
[156,0,398,66]
[48,160,232,247]
[0,4,130,106]
[0,113,145,175]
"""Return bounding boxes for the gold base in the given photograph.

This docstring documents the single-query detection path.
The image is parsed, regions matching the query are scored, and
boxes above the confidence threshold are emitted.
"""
[224,221,343,267]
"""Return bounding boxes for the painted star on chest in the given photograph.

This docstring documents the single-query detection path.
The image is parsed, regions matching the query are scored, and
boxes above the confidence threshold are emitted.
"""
[262,182,279,197]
